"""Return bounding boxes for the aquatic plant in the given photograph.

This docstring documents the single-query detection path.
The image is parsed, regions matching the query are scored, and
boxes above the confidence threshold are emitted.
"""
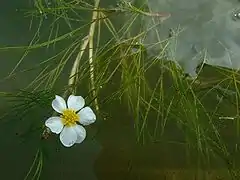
[45,95,96,147]
[0,0,240,179]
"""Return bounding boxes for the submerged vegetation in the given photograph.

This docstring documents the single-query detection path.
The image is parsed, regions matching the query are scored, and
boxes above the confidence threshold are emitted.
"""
[1,0,240,179]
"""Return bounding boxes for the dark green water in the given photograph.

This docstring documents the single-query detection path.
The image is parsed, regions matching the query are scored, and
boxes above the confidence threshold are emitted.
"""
[1,1,240,180]
[0,1,101,180]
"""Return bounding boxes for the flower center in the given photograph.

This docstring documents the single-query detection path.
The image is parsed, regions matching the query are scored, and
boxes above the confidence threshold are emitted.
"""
[61,109,79,127]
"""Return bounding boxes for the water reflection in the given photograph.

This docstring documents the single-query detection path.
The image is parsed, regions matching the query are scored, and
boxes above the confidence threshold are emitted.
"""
[145,0,240,77]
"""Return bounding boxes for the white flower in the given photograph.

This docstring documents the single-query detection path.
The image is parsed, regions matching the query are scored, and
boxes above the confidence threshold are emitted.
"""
[45,95,96,147]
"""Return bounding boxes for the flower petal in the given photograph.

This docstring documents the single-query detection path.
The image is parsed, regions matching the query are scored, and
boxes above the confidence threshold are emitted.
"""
[60,126,77,147]
[67,95,85,111]
[45,117,63,134]
[78,107,96,125]
[74,125,86,144]
[52,95,67,113]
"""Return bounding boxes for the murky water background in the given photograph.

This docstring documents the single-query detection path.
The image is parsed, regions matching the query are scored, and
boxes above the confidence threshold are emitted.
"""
[1,0,240,180]
[0,1,101,179]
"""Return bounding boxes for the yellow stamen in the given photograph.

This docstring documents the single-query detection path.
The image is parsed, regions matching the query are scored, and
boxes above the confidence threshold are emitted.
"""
[61,109,79,127]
